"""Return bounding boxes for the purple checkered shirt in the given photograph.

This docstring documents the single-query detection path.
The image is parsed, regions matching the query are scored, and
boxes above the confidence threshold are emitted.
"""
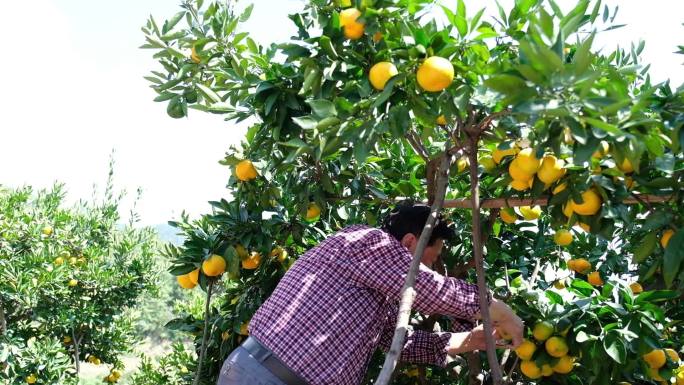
[249,225,481,385]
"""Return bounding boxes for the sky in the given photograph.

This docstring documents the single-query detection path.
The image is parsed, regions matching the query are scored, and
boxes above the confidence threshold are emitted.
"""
[0,0,682,226]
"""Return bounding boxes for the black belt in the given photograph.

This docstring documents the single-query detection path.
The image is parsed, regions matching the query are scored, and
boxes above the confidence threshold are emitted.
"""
[241,336,309,385]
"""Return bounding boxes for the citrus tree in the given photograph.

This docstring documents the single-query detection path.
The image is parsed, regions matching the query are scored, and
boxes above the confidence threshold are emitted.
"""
[142,0,684,384]
[0,177,160,384]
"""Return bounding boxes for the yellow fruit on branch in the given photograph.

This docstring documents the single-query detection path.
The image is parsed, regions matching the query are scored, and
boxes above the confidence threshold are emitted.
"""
[68,279,78,287]
[105,374,116,383]
[630,282,643,294]
[514,148,541,174]
[509,178,532,191]
[235,244,249,259]
[480,156,496,172]
[572,189,602,216]
[270,247,288,263]
[111,370,122,380]
[618,158,635,173]
[666,348,680,363]
[202,254,227,277]
[515,339,536,360]
[520,360,542,379]
[587,271,604,286]
[63,336,72,344]
[592,140,610,159]
[508,158,534,182]
[69,257,78,265]
[177,273,197,289]
[54,257,64,266]
[369,62,398,90]
[562,202,574,218]
[188,268,200,285]
[235,160,258,181]
[538,155,566,184]
[541,364,554,377]
[492,145,519,164]
[306,202,321,221]
[554,280,566,290]
[553,355,575,374]
[553,182,567,195]
[568,258,591,274]
[577,222,591,232]
[191,46,201,64]
[644,349,667,369]
[416,56,454,92]
[456,157,470,173]
[533,321,554,342]
[545,336,569,358]
[436,115,447,126]
[339,8,364,40]
[242,252,261,270]
[661,229,675,248]
[372,31,383,43]
[500,208,518,224]
[42,226,53,236]
[554,229,573,246]
[519,206,542,220]
[26,374,37,384]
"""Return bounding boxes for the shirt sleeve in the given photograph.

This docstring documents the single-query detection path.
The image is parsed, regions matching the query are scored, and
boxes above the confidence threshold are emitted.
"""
[340,228,482,321]
[377,306,452,366]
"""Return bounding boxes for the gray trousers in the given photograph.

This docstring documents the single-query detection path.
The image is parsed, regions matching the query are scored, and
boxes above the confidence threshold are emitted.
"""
[217,346,287,385]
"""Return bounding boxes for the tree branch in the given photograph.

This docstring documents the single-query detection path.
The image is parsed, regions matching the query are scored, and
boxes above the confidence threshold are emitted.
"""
[433,194,672,209]
[374,150,452,385]
[193,280,215,385]
[0,297,6,336]
[72,326,80,375]
[405,131,430,162]
[467,135,504,385]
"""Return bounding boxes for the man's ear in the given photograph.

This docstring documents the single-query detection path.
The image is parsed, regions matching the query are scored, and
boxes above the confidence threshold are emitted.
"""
[400,233,417,249]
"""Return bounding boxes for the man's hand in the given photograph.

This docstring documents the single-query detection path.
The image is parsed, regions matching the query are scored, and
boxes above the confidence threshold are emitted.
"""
[446,324,507,355]
[488,299,524,349]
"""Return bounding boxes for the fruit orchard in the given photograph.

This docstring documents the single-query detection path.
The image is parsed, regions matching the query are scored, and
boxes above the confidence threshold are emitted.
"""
[0,179,160,384]
[140,0,684,384]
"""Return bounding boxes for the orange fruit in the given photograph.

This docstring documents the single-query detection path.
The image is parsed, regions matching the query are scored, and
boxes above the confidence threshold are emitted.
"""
[569,258,591,274]
[587,271,604,286]
[515,148,541,174]
[235,160,258,181]
[242,252,261,270]
[510,179,532,191]
[572,189,602,216]
[500,208,518,224]
[177,273,197,289]
[520,360,542,379]
[643,349,667,369]
[369,62,398,90]
[306,202,321,221]
[436,115,447,126]
[661,229,675,249]
[492,145,519,164]
[202,254,227,277]
[618,158,634,173]
[538,155,566,184]
[630,282,643,294]
[545,336,569,358]
[553,182,567,195]
[554,230,573,246]
[519,206,542,220]
[533,321,554,342]
[340,8,364,40]
[553,355,575,374]
[188,268,200,285]
[416,56,454,92]
[515,339,536,360]
[509,158,534,182]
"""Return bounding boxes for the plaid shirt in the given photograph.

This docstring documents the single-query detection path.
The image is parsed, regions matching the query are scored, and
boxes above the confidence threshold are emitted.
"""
[250,225,481,385]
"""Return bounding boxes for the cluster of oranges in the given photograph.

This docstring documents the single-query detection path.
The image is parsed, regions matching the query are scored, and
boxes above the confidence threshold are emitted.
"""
[642,348,683,383]
[515,321,575,379]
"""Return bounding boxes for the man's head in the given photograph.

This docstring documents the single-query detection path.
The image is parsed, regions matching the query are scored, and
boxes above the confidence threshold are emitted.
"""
[381,203,454,267]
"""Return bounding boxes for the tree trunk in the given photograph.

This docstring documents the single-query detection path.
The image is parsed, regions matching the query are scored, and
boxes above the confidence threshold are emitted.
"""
[374,152,452,385]
[466,138,503,385]
[194,280,215,385]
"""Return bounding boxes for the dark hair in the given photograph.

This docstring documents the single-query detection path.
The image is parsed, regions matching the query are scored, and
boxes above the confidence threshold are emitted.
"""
[381,202,455,245]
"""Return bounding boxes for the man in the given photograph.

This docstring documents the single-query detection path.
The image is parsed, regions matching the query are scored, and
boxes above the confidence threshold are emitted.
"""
[218,203,524,385]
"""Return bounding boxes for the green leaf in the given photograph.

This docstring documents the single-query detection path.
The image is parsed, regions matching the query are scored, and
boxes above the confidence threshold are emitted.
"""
[292,116,318,130]
[371,74,404,109]
[484,74,527,95]
[663,229,684,288]
[583,117,621,135]
[632,232,657,263]
[603,331,626,364]
[240,4,254,22]
[196,84,221,103]
[307,99,337,118]
[635,290,679,304]
[457,0,466,18]
[454,15,468,37]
